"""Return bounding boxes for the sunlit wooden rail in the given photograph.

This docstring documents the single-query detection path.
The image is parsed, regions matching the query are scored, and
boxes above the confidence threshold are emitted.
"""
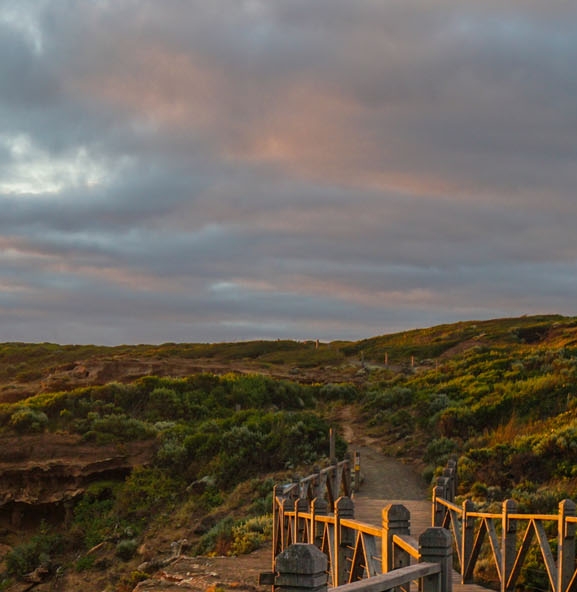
[269,532,451,592]
[433,459,577,592]
[267,451,577,592]
[269,458,452,591]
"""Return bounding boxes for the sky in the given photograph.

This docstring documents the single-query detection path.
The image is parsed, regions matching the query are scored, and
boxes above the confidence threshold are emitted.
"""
[1,0,577,345]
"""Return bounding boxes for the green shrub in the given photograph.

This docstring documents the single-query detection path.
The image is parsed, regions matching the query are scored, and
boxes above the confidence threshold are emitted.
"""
[424,437,458,465]
[470,482,488,499]
[75,555,95,572]
[146,387,183,421]
[5,533,62,576]
[116,467,184,519]
[363,387,413,411]
[115,539,138,561]
[229,515,272,555]
[71,482,121,549]
[193,517,235,556]
[83,413,157,443]
[319,383,357,402]
[192,513,273,558]
[9,408,48,433]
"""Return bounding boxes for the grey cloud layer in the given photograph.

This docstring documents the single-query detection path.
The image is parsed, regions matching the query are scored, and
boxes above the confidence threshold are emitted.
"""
[0,0,576,343]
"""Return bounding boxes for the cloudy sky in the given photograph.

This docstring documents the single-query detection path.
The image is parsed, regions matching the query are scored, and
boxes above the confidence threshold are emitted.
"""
[1,0,576,345]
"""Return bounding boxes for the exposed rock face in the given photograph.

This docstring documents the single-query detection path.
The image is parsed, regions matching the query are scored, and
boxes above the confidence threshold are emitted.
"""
[0,433,156,529]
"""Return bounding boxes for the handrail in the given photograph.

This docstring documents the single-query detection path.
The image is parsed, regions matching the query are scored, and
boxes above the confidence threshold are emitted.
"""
[392,533,420,559]
[268,539,449,592]
[282,460,351,490]
[433,458,577,592]
[340,518,382,538]
[269,442,452,591]
[334,562,440,592]
[509,512,558,521]
[466,512,502,519]
[435,497,461,512]
[272,450,577,592]
[272,455,429,587]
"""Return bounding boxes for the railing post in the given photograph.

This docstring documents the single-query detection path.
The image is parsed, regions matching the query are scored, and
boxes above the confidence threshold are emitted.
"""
[342,456,352,497]
[334,496,355,586]
[382,504,411,573]
[295,498,310,543]
[419,527,453,592]
[275,543,328,592]
[273,485,280,563]
[313,466,321,499]
[558,499,576,592]
[281,497,292,549]
[432,485,445,527]
[461,499,475,583]
[501,499,517,592]
[317,469,328,505]
[353,450,361,493]
[446,458,457,500]
[329,428,337,502]
[310,498,328,547]
[442,469,453,502]
[436,476,450,502]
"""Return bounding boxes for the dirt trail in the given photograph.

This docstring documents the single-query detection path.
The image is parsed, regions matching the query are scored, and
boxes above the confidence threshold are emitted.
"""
[339,406,427,500]
[338,406,430,532]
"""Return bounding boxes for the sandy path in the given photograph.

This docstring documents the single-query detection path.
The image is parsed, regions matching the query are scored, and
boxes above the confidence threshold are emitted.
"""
[338,406,430,533]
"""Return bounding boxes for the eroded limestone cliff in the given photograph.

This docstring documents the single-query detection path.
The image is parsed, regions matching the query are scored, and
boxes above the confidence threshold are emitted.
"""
[0,433,155,530]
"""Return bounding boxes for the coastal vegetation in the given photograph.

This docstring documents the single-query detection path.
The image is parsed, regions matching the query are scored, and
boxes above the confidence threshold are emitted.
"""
[2,314,577,589]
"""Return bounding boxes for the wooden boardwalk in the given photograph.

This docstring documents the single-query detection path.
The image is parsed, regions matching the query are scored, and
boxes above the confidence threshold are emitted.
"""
[273,430,496,591]
[274,438,577,592]
[352,496,491,592]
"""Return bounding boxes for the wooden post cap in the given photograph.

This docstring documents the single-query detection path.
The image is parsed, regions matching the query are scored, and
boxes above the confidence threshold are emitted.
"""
[276,543,327,571]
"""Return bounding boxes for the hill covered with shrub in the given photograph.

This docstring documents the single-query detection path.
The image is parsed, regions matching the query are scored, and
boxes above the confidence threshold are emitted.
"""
[2,313,577,590]
[358,314,577,509]
[0,373,348,591]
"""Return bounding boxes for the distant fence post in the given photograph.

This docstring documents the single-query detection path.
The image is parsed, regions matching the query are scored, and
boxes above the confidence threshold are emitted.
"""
[382,504,411,573]
[558,499,576,592]
[419,527,453,592]
[275,543,328,592]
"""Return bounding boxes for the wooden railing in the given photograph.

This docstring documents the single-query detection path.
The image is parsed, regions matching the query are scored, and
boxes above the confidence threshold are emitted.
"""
[434,459,577,592]
[270,531,452,592]
[270,459,452,590]
[275,459,353,512]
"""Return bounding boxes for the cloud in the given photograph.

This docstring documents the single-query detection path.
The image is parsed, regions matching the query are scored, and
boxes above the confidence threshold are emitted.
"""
[0,0,576,343]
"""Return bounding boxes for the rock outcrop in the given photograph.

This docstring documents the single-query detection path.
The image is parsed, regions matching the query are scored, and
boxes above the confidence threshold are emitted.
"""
[0,433,155,530]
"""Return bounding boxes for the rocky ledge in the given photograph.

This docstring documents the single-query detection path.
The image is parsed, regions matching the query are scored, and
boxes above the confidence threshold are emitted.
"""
[0,433,155,529]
